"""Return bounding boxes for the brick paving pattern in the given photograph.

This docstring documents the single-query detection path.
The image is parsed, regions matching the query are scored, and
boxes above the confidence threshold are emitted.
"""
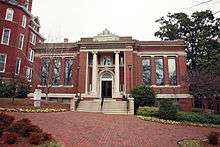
[9,112,220,147]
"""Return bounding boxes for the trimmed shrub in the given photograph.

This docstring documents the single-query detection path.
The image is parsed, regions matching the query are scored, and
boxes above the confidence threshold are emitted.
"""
[0,83,16,98]
[0,113,15,127]
[41,132,52,142]
[208,132,219,145]
[176,112,220,124]
[2,132,18,144]
[28,132,42,145]
[132,85,156,113]
[0,124,6,137]
[158,99,178,120]
[17,84,30,98]
[8,118,31,134]
[20,124,42,137]
[137,107,159,117]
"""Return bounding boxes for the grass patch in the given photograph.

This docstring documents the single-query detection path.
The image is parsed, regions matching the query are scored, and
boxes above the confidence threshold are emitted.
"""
[178,139,201,147]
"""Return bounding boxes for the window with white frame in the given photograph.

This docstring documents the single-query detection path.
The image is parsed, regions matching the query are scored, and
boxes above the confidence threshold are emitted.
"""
[0,54,7,72]
[5,8,14,21]
[30,32,36,45]
[15,58,21,75]
[28,49,34,62]
[24,0,29,10]
[22,15,27,28]
[26,67,32,81]
[1,28,11,45]
[18,34,24,49]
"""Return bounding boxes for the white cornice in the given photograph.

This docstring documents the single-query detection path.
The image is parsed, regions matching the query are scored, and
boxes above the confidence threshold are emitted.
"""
[138,51,187,57]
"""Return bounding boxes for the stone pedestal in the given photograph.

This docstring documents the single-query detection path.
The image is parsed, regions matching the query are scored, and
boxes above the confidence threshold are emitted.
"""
[34,89,42,107]
[128,97,134,115]
[70,98,76,111]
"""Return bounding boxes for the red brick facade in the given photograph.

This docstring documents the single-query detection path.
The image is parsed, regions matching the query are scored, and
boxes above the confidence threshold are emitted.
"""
[32,30,192,111]
[0,0,44,82]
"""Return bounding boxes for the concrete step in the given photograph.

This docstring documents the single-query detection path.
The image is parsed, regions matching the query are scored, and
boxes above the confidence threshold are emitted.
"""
[76,99,128,115]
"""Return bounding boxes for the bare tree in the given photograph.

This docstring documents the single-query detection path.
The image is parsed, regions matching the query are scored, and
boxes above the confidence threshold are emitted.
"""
[188,69,220,113]
[36,45,63,103]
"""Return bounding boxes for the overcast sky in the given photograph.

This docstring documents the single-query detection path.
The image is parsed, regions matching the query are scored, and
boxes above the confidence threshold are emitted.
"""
[32,0,220,42]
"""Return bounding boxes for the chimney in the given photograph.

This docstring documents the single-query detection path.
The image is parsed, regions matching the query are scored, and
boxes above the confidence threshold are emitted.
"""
[64,38,68,43]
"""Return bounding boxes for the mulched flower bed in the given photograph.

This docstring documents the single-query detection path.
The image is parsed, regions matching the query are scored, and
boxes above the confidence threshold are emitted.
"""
[137,116,220,128]
[0,99,70,112]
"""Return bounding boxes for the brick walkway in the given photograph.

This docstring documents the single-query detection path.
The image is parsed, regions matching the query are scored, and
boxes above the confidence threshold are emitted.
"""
[9,112,220,147]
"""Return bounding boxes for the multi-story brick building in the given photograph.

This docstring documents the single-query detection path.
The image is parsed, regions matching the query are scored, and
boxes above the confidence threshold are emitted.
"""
[0,0,44,82]
[33,29,193,114]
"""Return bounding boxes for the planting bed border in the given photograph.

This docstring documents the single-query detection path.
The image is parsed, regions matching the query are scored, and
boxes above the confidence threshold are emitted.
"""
[0,107,67,113]
[137,116,220,128]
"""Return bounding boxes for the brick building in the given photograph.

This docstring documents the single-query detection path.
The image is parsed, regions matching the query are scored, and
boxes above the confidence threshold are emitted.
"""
[0,0,44,82]
[33,29,193,114]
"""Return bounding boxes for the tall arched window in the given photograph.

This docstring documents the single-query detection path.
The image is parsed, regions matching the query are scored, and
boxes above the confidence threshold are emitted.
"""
[5,8,14,21]
[22,15,27,28]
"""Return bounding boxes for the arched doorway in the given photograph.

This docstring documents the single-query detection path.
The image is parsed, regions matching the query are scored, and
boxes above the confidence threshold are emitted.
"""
[100,72,113,98]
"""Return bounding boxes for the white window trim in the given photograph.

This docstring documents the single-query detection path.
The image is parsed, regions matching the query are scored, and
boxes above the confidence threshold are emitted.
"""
[30,32,36,45]
[1,28,11,45]
[5,8,14,21]
[18,34,24,50]
[0,54,7,73]
[26,67,32,82]
[22,15,27,28]
[15,59,21,75]
[28,49,34,63]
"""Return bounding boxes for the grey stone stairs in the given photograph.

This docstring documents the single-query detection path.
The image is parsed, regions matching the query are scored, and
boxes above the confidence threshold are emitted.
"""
[76,99,128,114]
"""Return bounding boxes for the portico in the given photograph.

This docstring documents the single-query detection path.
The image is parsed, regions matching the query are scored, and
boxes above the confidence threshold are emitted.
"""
[84,50,123,99]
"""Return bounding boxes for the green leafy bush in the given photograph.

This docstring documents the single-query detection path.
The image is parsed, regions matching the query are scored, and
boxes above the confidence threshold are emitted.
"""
[0,83,16,98]
[17,84,30,98]
[0,80,30,98]
[177,112,210,123]
[132,85,156,113]
[137,107,159,117]
[158,99,178,120]
[177,112,220,124]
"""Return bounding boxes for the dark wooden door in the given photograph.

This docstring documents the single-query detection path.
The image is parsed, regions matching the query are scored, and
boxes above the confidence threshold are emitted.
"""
[102,81,112,98]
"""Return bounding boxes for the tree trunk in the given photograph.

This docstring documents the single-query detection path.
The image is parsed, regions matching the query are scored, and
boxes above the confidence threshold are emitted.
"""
[45,93,49,103]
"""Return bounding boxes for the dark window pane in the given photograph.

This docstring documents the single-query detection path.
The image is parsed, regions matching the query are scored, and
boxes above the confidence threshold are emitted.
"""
[64,58,73,85]
[155,58,164,85]
[41,58,50,85]
[142,59,151,85]
[168,58,177,85]
[53,57,61,85]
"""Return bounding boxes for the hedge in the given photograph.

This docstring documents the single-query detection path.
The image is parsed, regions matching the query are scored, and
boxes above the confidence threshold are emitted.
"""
[137,107,220,125]
[136,107,159,117]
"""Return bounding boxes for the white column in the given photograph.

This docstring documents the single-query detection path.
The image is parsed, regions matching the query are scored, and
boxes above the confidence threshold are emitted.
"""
[115,51,120,96]
[92,51,98,96]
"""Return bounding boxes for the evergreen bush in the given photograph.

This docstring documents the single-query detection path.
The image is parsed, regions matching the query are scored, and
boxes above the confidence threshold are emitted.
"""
[132,85,156,113]
[158,99,178,120]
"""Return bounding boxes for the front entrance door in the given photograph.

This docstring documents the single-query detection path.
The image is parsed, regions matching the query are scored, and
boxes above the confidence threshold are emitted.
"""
[101,81,112,98]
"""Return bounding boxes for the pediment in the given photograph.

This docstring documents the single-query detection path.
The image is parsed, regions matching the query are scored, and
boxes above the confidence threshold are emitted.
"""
[93,29,119,42]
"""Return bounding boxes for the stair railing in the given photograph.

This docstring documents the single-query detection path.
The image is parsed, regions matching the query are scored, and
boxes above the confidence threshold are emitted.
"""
[101,96,104,110]
[123,94,130,114]
[75,93,81,111]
